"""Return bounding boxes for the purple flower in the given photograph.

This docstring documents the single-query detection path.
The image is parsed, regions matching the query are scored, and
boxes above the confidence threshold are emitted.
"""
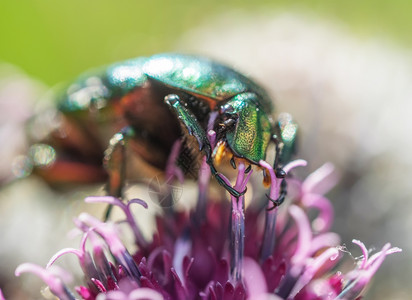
[13,136,400,299]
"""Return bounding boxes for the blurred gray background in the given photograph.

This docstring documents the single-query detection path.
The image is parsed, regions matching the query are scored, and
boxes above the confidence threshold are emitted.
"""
[1,2,411,299]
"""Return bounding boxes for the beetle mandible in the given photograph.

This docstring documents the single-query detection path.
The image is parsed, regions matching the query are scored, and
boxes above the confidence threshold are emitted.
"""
[25,54,298,208]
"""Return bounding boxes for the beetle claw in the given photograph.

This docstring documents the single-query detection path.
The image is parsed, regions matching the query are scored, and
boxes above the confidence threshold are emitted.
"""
[275,167,286,178]
[226,181,247,198]
[265,193,281,211]
[212,167,247,198]
[230,186,247,198]
[230,156,237,169]
[265,178,287,210]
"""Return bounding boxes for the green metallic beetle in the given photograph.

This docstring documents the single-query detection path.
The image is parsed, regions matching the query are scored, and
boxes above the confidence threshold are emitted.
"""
[28,53,297,206]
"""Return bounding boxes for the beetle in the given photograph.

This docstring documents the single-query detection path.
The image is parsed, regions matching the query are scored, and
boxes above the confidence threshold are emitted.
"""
[24,53,297,208]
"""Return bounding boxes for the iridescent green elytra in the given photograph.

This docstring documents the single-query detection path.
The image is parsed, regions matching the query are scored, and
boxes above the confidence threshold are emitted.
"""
[35,53,297,201]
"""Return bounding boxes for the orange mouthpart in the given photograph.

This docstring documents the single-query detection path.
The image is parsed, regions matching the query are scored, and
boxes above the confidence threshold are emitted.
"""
[262,167,271,188]
[214,141,230,166]
[213,141,270,189]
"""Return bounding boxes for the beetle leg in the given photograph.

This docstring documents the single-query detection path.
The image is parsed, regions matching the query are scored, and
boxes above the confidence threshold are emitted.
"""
[165,94,246,198]
[271,133,282,170]
[267,178,287,211]
[103,126,135,219]
[277,113,298,165]
[266,113,298,210]
[265,133,288,210]
[208,161,246,198]
[270,134,287,179]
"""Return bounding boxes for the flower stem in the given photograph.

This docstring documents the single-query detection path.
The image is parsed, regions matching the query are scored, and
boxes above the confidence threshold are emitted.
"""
[163,140,184,212]
[261,207,278,261]
[259,160,280,262]
[230,193,245,282]
[229,162,251,283]
[195,113,217,222]
[195,155,212,223]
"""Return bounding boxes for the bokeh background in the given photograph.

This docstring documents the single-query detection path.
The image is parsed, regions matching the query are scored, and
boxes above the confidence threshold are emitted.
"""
[0,1,411,299]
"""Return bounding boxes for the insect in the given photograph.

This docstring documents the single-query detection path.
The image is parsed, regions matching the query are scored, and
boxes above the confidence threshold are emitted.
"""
[24,54,297,208]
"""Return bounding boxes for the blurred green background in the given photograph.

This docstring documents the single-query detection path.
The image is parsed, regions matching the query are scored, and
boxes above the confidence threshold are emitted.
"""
[1,0,411,85]
[1,1,411,299]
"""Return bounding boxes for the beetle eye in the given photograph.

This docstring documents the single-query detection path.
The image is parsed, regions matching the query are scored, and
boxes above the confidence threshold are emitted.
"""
[221,104,234,114]
[223,112,233,119]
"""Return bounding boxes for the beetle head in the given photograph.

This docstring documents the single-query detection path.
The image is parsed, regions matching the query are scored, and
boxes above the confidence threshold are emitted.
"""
[220,93,272,164]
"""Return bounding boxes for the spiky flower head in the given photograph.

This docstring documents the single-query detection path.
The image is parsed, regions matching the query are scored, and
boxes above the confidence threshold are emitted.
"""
[14,137,400,300]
